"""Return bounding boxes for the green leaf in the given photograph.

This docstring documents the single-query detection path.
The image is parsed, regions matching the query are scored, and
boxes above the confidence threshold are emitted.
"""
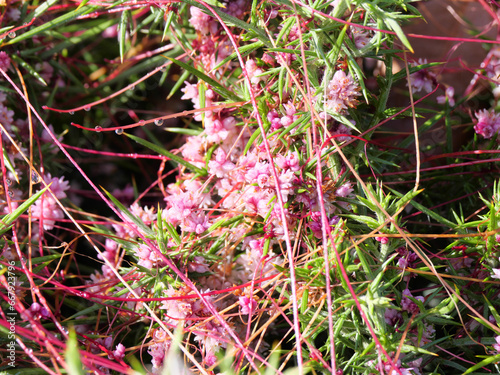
[123,132,207,176]
[244,117,270,155]
[10,55,48,86]
[398,344,436,356]
[326,23,348,66]
[0,186,49,235]
[2,147,17,182]
[163,127,202,136]
[462,353,500,374]
[12,253,63,267]
[342,214,380,229]
[42,18,118,59]
[7,3,97,45]
[26,0,59,22]
[76,0,91,10]
[164,221,181,246]
[17,260,58,282]
[165,56,242,102]
[119,10,129,63]
[212,41,264,71]
[65,328,85,375]
[392,189,457,228]
[207,214,244,233]
[167,69,190,99]
[387,187,423,214]
[102,187,155,237]
[385,17,413,53]
[484,295,500,325]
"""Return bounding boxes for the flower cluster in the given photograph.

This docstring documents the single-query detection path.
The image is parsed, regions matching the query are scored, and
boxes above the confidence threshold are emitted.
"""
[322,70,362,114]
[474,109,500,139]
[158,285,228,367]
[401,288,424,315]
[368,357,422,375]
[31,174,70,231]
[3,1,498,374]
[437,86,455,106]
[408,58,436,94]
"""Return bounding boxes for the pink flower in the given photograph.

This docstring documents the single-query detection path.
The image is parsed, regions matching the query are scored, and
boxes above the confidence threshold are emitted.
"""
[436,86,455,106]
[352,27,371,49]
[180,82,198,101]
[246,161,271,188]
[204,115,235,143]
[190,7,217,35]
[148,342,169,370]
[181,136,206,167]
[183,83,216,122]
[278,170,296,202]
[474,109,500,139]
[323,70,361,114]
[279,102,298,128]
[246,59,264,85]
[249,238,264,252]
[283,102,296,117]
[111,343,126,361]
[41,124,64,145]
[129,203,156,224]
[330,122,353,142]
[239,295,257,315]
[308,212,339,238]
[446,256,473,272]
[0,103,14,129]
[0,51,11,72]
[45,173,70,199]
[31,174,70,230]
[491,268,500,279]
[6,7,21,22]
[280,115,294,127]
[102,24,119,38]
[401,289,424,315]
[27,302,50,320]
[267,110,282,130]
[90,336,113,354]
[493,335,500,353]
[188,256,210,273]
[335,182,353,198]
[160,286,193,324]
[164,191,200,224]
[135,244,166,269]
[181,212,209,234]
[387,365,416,375]
[194,35,215,55]
[397,251,418,269]
[409,58,436,94]
[243,186,272,215]
[408,322,435,347]
[223,0,248,18]
[276,151,300,172]
[369,357,422,375]
[193,320,227,359]
[384,307,403,326]
[208,148,236,177]
[262,53,275,65]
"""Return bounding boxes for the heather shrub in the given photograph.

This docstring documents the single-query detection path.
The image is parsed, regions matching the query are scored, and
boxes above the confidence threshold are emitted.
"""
[1,1,500,374]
